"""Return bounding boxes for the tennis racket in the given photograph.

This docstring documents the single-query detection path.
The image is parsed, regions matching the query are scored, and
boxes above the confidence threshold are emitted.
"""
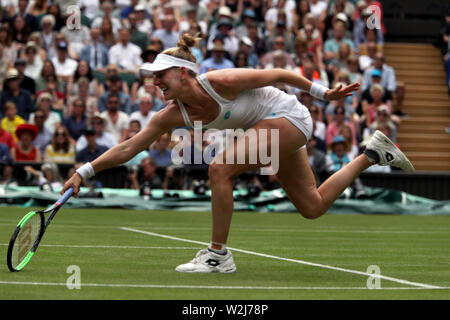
[7,187,74,272]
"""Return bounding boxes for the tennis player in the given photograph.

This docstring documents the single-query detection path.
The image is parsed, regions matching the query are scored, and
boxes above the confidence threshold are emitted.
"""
[62,34,414,273]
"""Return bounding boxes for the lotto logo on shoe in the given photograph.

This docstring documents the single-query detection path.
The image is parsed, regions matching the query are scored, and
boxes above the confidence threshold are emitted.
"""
[205,259,220,267]
[385,152,394,162]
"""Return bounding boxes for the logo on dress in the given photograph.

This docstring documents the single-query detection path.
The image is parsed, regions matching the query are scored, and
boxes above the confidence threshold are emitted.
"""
[224,111,231,120]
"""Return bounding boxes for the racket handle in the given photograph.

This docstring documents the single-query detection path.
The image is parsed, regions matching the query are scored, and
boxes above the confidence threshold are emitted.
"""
[57,187,74,206]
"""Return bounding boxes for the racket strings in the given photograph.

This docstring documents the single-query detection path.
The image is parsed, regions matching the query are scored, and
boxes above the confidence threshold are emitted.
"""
[11,214,42,269]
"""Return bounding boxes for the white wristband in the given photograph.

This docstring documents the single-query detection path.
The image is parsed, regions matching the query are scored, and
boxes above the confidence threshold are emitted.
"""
[76,162,95,180]
[309,82,329,100]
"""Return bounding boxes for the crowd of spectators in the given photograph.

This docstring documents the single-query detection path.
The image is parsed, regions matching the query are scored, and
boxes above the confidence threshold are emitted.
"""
[0,0,407,196]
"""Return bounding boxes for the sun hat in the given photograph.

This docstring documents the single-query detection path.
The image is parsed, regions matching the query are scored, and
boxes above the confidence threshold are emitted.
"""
[16,124,39,140]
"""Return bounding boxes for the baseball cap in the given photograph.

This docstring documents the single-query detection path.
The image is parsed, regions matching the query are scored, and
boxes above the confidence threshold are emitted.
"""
[371,69,382,77]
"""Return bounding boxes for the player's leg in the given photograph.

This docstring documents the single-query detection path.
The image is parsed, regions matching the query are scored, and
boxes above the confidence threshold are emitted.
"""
[276,148,372,219]
[276,130,415,219]
[175,118,307,273]
[208,118,307,248]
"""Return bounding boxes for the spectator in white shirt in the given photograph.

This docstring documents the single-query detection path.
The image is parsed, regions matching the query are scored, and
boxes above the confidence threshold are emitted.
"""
[129,93,156,128]
[101,93,130,143]
[51,41,78,83]
[108,28,143,74]
[23,41,43,80]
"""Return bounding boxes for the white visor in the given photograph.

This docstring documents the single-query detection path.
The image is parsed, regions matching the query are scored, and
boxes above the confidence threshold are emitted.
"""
[140,54,198,75]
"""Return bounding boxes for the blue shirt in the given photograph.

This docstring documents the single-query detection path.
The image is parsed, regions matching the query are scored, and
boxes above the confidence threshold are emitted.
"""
[199,57,235,74]
[33,127,53,155]
[149,149,173,167]
[0,89,35,120]
[63,115,87,141]
[76,144,109,163]
[98,91,132,114]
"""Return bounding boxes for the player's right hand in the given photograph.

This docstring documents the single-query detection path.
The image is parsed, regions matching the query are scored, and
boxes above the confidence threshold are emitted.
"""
[62,173,82,197]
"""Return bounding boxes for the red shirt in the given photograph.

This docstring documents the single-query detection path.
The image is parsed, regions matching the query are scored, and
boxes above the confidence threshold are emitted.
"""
[0,129,17,150]
[14,146,38,161]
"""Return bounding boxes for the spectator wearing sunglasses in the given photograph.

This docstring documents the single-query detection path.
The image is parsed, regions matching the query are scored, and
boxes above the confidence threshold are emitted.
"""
[44,126,75,164]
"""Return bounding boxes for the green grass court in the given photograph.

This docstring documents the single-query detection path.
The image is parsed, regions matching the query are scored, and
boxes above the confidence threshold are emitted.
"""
[0,207,449,300]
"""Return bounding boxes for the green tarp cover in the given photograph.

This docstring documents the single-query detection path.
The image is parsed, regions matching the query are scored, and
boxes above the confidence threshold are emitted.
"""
[0,185,449,215]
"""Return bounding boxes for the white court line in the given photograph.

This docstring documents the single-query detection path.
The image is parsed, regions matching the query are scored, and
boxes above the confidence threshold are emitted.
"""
[1,223,449,235]
[0,243,200,250]
[0,281,449,291]
[120,227,442,290]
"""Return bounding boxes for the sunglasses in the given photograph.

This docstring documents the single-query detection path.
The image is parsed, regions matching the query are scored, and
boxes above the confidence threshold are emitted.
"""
[55,132,66,136]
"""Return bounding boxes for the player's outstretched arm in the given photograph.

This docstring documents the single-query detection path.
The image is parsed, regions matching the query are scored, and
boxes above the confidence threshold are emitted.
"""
[206,68,359,101]
[62,103,184,196]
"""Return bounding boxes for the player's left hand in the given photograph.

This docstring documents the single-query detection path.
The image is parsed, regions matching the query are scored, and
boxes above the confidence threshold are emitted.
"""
[324,83,360,100]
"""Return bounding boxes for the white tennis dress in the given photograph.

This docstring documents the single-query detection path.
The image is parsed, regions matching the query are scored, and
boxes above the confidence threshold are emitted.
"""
[176,74,313,140]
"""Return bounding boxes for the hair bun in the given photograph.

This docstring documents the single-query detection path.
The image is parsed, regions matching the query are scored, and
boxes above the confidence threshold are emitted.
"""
[177,33,201,50]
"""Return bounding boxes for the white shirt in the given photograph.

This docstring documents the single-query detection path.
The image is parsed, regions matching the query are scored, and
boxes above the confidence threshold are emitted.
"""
[130,110,156,128]
[24,57,43,80]
[76,132,117,151]
[101,111,130,141]
[265,8,294,31]
[29,111,61,134]
[51,56,78,77]
[80,0,100,20]
[310,0,328,19]
[108,42,142,71]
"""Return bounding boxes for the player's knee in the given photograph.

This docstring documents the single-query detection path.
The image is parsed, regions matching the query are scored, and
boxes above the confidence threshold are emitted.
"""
[298,204,325,220]
[208,162,230,184]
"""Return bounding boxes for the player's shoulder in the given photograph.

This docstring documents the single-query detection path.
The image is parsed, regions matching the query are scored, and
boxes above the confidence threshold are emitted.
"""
[152,102,185,127]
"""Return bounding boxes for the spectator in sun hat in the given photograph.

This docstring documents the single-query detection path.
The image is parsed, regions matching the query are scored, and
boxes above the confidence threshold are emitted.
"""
[200,41,235,74]
[237,36,259,68]
[325,134,351,175]
[208,6,235,41]
[324,19,355,65]
[11,123,42,162]
[131,4,151,34]
[23,41,43,81]
[0,68,35,121]
[40,14,57,53]
[207,18,240,57]
[353,6,384,50]
[28,92,61,133]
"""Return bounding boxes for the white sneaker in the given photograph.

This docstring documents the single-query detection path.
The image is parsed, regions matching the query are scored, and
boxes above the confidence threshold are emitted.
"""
[175,249,237,273]
[365,130,415,173]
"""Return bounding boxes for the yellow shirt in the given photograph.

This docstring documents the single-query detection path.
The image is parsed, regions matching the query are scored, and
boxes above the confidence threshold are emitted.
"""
[43,144,76,164]
[1,116,26,141]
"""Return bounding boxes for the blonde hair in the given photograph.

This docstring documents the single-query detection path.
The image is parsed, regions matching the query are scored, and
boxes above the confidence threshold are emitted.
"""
[162,33,201,64]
